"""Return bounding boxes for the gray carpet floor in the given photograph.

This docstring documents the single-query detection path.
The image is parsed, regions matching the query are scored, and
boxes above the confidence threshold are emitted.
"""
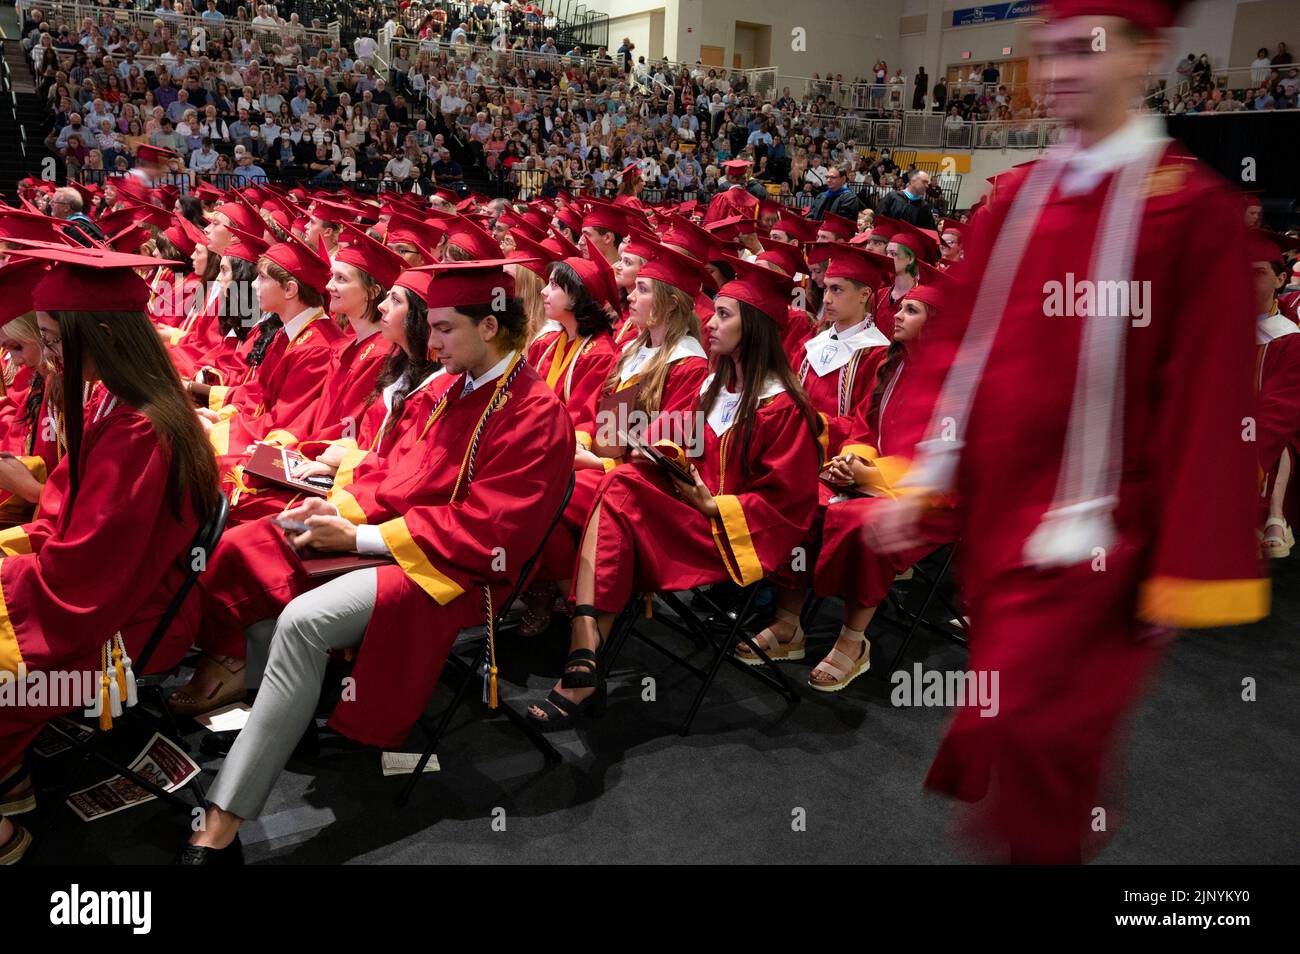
[24,553,1299,865]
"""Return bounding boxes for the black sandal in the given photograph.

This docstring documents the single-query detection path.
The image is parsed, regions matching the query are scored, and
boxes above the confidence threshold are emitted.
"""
[561,605,605,690]
[0,763,35,817]
[526,684,608,732]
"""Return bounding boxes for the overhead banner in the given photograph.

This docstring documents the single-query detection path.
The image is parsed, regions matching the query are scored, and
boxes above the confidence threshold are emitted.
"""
[951,2,1047,27]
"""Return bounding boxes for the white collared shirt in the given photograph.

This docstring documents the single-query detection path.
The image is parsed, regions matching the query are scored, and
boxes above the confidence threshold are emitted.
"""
[1257,309,1298,344]
[802,315,890,376]
[618,335,708,384]
[1058,114,1167,198]
[282,305,321,343]
[462,350,516,396]
[699,372,786,436]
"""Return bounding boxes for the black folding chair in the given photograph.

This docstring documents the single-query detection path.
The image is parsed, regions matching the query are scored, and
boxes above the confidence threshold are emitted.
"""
[877,542,970,678]
[600,581,801,737]
[36,495,230,833]
[396,473,574,806]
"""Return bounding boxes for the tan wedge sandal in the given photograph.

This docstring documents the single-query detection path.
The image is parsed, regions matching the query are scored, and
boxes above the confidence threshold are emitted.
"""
[735,608,806,665]
[808,627,871,693]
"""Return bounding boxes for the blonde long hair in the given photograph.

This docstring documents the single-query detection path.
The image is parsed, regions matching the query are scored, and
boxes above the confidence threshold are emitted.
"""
[512,264,547,343]
[605,280,700,417]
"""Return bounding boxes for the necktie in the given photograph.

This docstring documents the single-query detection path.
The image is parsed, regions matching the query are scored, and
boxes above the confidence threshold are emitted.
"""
[463,377,476,396]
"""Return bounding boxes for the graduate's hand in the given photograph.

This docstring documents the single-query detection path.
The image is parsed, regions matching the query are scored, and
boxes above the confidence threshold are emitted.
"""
[280,496,339,527]
[294,459,337,479]
[315,443,349,469]
[196,407,220,423]
[574,446,605,470]
[866,494,924,554]
[0,455,42,502]
[673,464,718,519]
[293,515,357,553]
[822,454,856,486]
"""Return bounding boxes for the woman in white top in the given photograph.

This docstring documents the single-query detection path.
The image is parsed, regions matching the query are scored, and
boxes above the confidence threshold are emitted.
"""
[1251,48,1273,86]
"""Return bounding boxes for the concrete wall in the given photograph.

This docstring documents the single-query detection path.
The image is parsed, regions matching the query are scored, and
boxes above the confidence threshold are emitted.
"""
[582,0,903,81]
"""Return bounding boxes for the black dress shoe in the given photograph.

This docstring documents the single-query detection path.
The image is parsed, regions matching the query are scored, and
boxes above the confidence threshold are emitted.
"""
[175,838,244,865]
[200,721,320,760]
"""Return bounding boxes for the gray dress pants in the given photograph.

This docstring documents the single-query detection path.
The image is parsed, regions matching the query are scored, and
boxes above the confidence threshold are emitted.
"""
[206,567,378,821]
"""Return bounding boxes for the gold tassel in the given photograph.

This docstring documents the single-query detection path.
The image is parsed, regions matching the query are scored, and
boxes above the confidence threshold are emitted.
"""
[98,644,114,730]
[644,594,653,619]
[112,642,127,698]
[488,665,499,710]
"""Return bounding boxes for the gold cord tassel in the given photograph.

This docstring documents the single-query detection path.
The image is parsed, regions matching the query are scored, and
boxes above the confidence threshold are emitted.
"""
[644,594,654,619]
[98,643,114,731]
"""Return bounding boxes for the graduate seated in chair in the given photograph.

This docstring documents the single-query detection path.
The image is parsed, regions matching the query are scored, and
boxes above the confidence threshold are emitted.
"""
[179,261,574,865]
[1250,231,1300,558]
[762,280,959,692]
[524,257,822,730]
[0,248,222,866]
[0,309,61,526]
[169,266,449,719]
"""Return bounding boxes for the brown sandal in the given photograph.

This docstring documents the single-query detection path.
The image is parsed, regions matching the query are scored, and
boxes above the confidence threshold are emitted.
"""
[167,653,247,718]
[0,821,32,865]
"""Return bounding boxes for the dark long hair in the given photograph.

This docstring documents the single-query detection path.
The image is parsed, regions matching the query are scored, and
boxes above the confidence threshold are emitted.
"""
[219,256,259,338]
[865,341,903,437]
[699,300,819,477]
[369,287,438,442]
[548,260,617,337]
[56,310,220,524]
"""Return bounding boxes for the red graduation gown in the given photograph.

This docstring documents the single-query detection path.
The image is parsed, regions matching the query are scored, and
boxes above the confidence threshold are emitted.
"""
[196,359,574,747]
[541,352,711,580]
[703,183,760,224]
[167,279,224,378]
[1254,319,1300,524]
[207,310,348,460]
[0,378,62,526]
[525,328,618,438]
[259,329,392,450]
[795,329,888,458]
[913,146,1267,861]
[0,401,203,772]
[224,369,454,527]
[814,343,955,606]
[583,386,819,612]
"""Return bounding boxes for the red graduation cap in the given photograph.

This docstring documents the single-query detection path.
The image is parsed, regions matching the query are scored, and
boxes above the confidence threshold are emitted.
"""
[111,174,161,207]
[1247,229,1300,265]
[773,210,820,244]
[6,244,179,312]
[583,200,634,236]
[939,218,966,239]
[0,209,73,244]
[815,211,857,241]
[385,213,447,261]
[722,158,751,174]
[506,232,561,278]
[554,204,584,235]
[454,196,479,214]
[225,226,271,265]
[396,259,520,309]
[900,272,951,311]
[541,229,582,260]
[1047,0,1190,30]
[264,229,331,292]
[104,223,152,253]
[756,242,809,278]
[0,260,42,323]
[620,160,644,180]
[517,206,552,235]
[662,214,725,262]
[888,224,940,264]
[498,208,547,242]
[213,200,264,237]
[136,143,180,166]
[446,219,504,259]
[193,181,225,203]
[561,254,619,312]
[639,244,714,297]
[715,255,794,324]
[706,213,760,243]
[171,213,210,255]
[822,242,895,290]
[336,223,408,288]
[96,202,168,235]
[309,197,363,227]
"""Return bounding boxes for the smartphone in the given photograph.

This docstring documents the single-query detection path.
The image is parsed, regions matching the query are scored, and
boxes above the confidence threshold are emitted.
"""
[272,517,311,533]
